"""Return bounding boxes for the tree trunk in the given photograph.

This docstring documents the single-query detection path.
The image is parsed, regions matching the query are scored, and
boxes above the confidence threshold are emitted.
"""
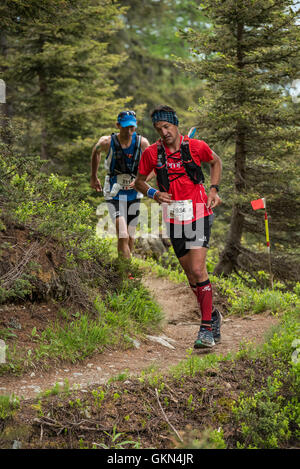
[214,21,246,276]
[0,32,13,145]
[38,68,49,161]
[214,203,245,276]
[214,123,246,275]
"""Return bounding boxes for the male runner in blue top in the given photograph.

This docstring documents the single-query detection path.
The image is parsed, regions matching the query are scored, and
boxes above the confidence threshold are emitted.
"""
[90,110,150,259]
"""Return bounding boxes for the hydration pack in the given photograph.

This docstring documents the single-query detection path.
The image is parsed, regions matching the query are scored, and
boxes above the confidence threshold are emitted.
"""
[156,136,205,192]
[110,133,142,177]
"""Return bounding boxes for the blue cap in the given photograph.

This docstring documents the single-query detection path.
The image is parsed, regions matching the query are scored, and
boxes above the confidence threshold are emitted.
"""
[117,110,137,128]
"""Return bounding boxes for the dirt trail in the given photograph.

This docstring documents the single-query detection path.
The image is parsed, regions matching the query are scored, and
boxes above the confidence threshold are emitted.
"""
[0,276,279,400]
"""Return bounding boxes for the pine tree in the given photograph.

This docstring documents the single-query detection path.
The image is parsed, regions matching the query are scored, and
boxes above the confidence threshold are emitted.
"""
[109,0,208,141]
[180,0,300,278]
[0,0,51,141]
[1,0,128,174]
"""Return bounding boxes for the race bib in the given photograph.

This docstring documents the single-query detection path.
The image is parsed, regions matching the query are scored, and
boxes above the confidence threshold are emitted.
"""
[167,200,194,221]
[117,174,134,190]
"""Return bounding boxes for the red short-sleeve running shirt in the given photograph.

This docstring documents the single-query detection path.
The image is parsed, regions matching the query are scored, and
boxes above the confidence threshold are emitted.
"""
[138,136,214,224]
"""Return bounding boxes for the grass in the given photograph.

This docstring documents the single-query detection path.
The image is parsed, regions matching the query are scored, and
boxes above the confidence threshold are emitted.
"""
[104,282,163,332]
[230,309,300,448]
[39,380,71,398]
[35,314,111,363]
[132,255,186,284]
[212,274,299,316]
[0,280,163,373]
[1,303,299,449]
[132,306,300,449]
[3,243,298,375]
[133,249,299,317]
[0,394,19,420]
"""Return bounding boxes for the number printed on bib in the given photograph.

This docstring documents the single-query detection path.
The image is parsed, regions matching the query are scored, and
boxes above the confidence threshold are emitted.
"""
[167,200,194,221]
[117,174,134,190]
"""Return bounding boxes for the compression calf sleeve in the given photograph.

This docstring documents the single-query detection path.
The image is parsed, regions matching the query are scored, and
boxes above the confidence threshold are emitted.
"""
[196,279,213,330]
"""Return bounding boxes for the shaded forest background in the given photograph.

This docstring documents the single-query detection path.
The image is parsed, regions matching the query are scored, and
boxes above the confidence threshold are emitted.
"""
[1,0,299,283]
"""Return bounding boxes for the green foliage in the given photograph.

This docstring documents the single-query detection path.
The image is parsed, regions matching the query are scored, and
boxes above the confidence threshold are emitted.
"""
[91,387,106,409]
[179,427,227,449]
[216,272,299,317]
[32,315,107,363]
[109,0,207,142]
[232,382,292,449]
[93,425,141,449]
[0,276,33,304]
[0,328,17,341]
[10,170,96,242]
[0,129,164,372]
[179,0,300,273]
[294,283,300,298]
[225,284,297,316]
[134,248,299,317]
[41,380,71,398]
[132,255,187,284]
[261,307,300,362]
[103,282,163,333]
[0,132,119,308]
[0,394,19,420]
[171,348,227,379]
[232,307,300,448]
[1,0,129,176]
[3,281,162,370]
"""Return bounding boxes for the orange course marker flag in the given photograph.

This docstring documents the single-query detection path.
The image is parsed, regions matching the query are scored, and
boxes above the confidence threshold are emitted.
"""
[251,198,265,210]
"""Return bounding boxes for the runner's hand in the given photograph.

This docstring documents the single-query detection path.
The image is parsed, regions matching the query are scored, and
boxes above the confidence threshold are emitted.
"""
[207,189,222,209]
[90,176,102,192]
[154,191,172,204]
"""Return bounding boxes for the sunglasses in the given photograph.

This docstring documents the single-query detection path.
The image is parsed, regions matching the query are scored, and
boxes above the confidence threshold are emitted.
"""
[118,110,136,119]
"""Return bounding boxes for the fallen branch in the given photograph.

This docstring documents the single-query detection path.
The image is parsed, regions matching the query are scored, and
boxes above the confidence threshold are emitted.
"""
[0,241,40,288]
[164,383,179,403]
[155,388,183,443]
[33,417,109,435]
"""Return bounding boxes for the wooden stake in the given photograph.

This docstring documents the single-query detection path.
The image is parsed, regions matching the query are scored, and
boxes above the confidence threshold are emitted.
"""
[264,200,273,289]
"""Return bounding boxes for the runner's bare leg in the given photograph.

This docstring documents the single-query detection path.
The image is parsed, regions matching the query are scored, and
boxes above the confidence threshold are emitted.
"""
[179,247,213,327]
[178,247,209,284]
[128,224,136,254]
[115,216,131,259]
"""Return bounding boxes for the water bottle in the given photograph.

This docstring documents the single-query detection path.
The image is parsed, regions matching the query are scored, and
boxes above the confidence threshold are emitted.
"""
[110,182,122,197]
[103,175,111,197]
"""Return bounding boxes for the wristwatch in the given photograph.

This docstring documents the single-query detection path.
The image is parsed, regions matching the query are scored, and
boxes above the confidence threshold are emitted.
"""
[210,184,219,192]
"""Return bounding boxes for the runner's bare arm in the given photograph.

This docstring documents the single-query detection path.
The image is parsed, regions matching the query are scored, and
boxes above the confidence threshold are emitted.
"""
[139,137,155,182]
[90,135,111,192]
[141,136,150,152]
[146,170,156,182]
[206,151,222,209]
[128,136,152,188]
[134,171,172,204]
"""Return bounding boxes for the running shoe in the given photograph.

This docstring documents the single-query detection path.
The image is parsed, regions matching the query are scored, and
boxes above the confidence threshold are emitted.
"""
[212,308,222,343]
[194,326,215,349]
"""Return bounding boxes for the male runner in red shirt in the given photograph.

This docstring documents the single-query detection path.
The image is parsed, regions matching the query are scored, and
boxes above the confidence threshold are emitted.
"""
[135,105,223,348]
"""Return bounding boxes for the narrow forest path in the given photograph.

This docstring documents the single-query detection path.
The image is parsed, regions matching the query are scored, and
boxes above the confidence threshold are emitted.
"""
[0,275,279,400]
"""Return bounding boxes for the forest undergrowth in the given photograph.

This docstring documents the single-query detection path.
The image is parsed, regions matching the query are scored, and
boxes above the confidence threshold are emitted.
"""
[0,139,299,449]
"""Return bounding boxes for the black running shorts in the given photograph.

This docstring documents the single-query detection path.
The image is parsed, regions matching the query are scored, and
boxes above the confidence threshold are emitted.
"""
[106,199,141,227]
[166,214,214,259]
